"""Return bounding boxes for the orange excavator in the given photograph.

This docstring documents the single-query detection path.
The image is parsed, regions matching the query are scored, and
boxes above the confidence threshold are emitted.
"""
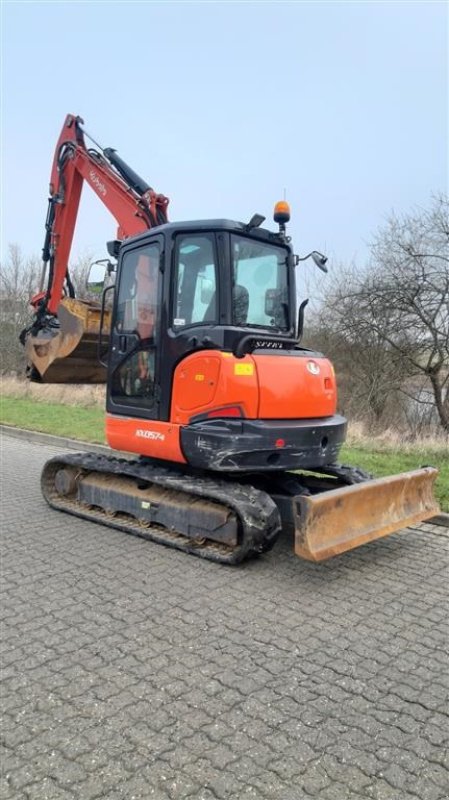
[21,114,440,564]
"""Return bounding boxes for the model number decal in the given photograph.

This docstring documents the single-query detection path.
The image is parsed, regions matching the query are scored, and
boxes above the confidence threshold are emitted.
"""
[135,429,165,441]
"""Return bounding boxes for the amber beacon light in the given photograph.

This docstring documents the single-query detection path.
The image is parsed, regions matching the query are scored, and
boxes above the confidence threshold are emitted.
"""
[273,200,291,224]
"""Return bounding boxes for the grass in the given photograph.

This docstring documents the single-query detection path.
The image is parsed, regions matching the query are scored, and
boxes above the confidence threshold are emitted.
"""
[1,387,448,511]
[0,375,104,408]
[340,444,448,513]
[1,396,105,444]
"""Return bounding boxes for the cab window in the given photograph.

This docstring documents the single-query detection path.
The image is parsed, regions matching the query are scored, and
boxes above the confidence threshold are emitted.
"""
[111,242,160,409]
[231,236,289,330]
[115,244,160,339]
[173,235,218,327]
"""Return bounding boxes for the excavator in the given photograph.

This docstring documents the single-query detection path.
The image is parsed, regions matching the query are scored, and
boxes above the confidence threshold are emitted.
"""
[20,113,440,564]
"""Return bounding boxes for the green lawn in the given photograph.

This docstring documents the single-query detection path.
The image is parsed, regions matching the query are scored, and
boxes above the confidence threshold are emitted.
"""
[1,394,448,511]
[340,445,448,513]
[0,396,105,443]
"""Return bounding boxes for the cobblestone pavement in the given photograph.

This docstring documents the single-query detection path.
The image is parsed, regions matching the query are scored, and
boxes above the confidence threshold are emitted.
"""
[1,434,448,800]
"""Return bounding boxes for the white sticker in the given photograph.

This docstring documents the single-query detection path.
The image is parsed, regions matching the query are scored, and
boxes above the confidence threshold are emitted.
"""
[173,318,185,326]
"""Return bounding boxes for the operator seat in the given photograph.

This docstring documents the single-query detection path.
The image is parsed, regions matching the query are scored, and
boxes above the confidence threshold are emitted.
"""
[202,284,249,325]
[202,293,217,322]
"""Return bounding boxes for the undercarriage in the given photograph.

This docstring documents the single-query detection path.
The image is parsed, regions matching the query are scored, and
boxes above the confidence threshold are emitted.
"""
[41,453,440,563]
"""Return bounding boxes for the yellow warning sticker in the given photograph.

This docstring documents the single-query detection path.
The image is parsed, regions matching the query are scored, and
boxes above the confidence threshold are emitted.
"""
[194,374,205,382]
[234,363,254,376]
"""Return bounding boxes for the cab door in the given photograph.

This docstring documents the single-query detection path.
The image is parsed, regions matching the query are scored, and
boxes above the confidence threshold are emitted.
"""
[107,238,163,420]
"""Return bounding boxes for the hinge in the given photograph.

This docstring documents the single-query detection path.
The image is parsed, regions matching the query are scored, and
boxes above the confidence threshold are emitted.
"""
[153,384,162,401]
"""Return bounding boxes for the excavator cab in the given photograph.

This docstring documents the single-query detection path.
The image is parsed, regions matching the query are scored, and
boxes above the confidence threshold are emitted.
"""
[101,220,345,474]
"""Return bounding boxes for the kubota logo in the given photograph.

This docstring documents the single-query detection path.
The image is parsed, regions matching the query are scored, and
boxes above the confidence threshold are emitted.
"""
[307,360,320,375]
[135,429,165,441]
[89,171,107,196]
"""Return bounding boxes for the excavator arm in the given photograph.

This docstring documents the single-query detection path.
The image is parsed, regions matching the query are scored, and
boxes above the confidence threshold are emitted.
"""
[21,114,169,381]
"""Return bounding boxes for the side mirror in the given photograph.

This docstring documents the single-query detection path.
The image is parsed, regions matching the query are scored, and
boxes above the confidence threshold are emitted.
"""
[311,251,328,273]
[265,288,289,328]
[86,259,116,295]
[264,288,279,316]
[295,250,328,273]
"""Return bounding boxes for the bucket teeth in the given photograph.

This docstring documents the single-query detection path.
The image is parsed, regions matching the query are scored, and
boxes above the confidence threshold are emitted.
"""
[25,324,84,377]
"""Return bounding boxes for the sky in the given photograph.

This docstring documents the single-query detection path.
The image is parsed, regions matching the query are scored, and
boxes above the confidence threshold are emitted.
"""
[1,0,447,286]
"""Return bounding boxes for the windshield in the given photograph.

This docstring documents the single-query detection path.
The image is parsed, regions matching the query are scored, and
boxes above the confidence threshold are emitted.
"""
[231,236,290,330]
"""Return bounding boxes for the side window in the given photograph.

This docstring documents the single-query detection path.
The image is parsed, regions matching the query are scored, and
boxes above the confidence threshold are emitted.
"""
[111,242,160,409]
[116,243,160,340]
[173,235,218,327]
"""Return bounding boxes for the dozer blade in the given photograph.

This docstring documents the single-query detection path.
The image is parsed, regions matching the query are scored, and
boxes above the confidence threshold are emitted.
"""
[26,298,110,383]
[295,467,440,561]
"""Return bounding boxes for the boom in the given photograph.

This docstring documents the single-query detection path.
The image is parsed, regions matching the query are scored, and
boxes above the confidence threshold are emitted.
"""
[21,114,169,380]
[34,114,168,322]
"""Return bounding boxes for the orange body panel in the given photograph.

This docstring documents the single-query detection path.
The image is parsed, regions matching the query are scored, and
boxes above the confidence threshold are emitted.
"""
[106,414,186,462]
[171,351,259,424]
[107,351,337,460]
[171,350,336,424]
[255,355,336,418]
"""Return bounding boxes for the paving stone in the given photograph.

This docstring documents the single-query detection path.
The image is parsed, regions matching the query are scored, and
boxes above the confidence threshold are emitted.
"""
[2,434,448,800]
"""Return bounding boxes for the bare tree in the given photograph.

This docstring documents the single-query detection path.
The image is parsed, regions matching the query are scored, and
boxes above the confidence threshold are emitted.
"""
[319,195,449,433]
[0,246,96,374]
[0,245,41,373]
[0,244,41,303]
[368,194,449,431]
[309,268,408,427]
[67,251,96,297]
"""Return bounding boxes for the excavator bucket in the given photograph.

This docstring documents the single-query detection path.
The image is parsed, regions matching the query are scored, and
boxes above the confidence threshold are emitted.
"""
[294,467,440,561]
[25,298,111,384]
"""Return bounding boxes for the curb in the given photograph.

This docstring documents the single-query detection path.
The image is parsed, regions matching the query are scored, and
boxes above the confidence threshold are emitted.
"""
[0,424,113,455]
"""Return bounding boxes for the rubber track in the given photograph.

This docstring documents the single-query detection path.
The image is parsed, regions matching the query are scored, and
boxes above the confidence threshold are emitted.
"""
[41,453,281,564]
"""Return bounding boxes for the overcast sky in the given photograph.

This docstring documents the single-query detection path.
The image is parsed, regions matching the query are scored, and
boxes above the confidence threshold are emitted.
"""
[1,1,447,278]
